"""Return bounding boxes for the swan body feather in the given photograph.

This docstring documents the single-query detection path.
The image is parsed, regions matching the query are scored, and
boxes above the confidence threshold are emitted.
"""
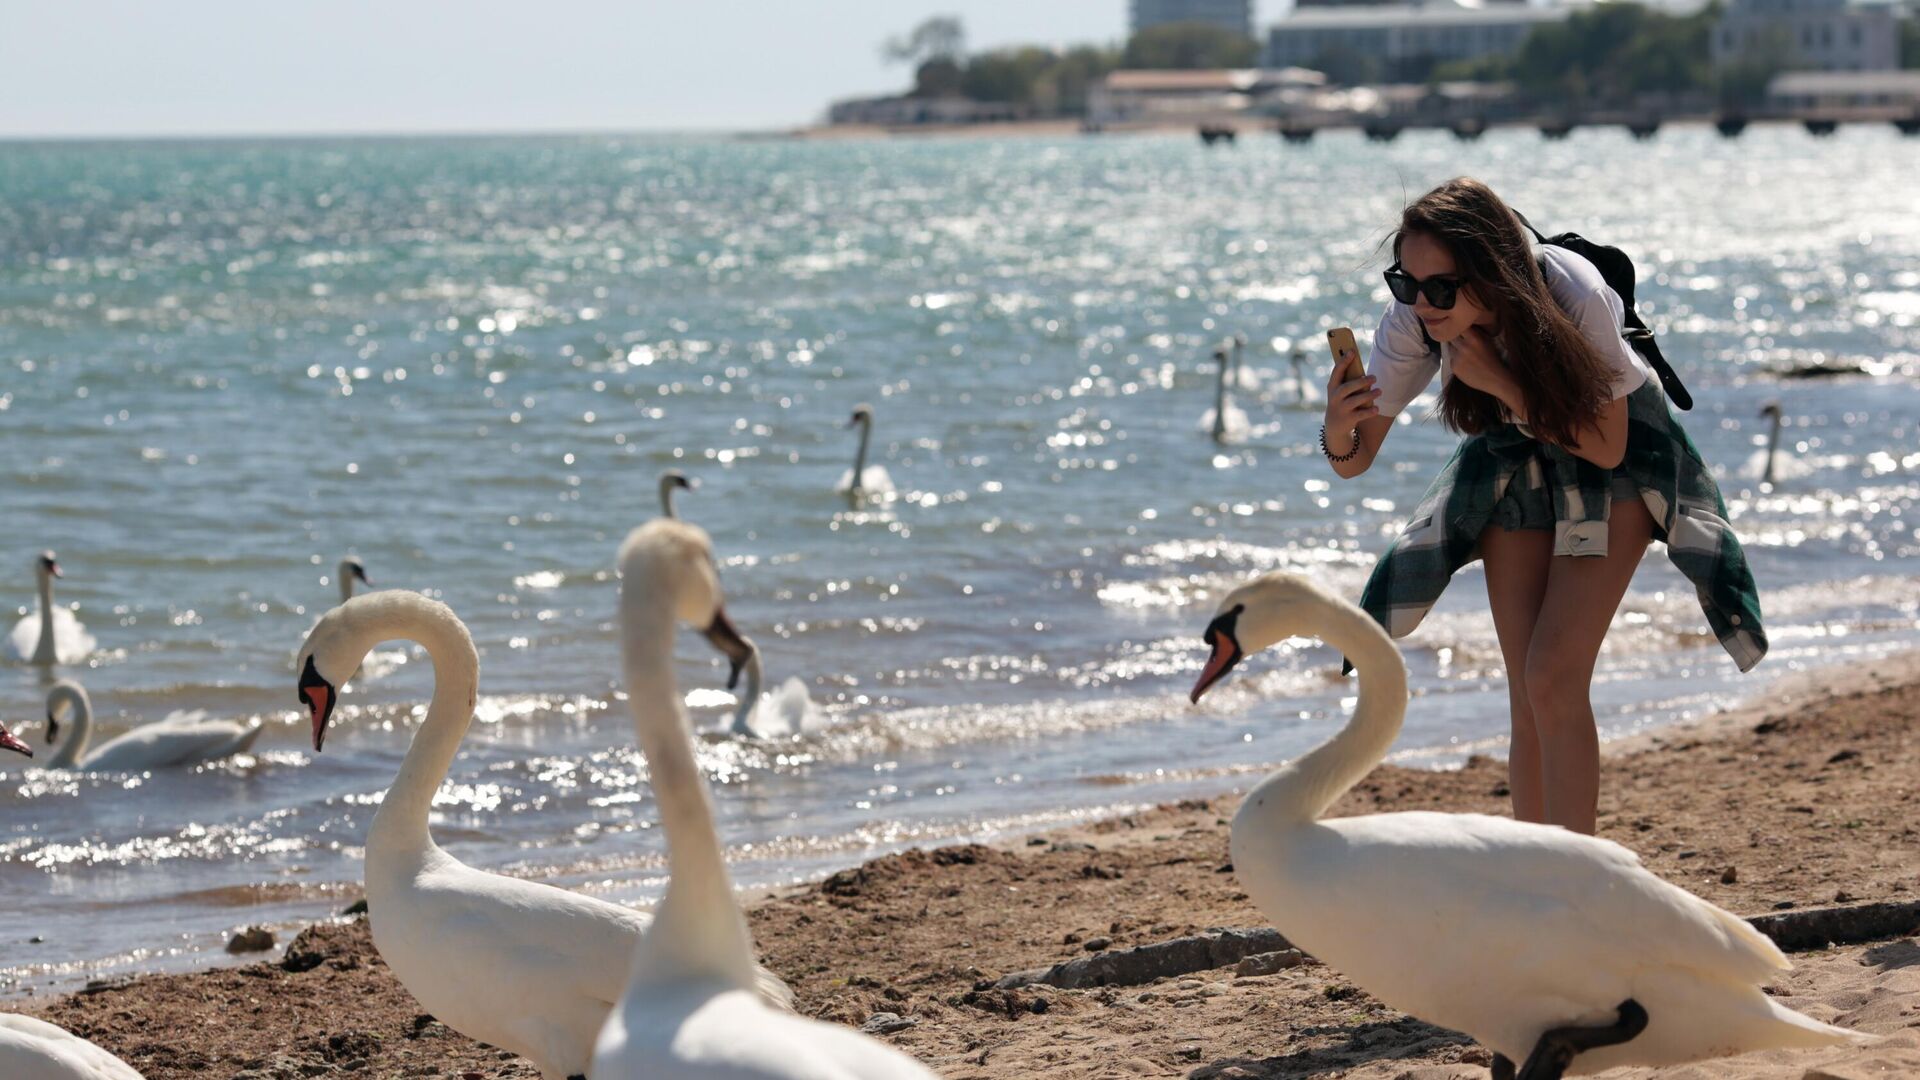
[1201,572,1863,1073]
[0,1014,143,1080]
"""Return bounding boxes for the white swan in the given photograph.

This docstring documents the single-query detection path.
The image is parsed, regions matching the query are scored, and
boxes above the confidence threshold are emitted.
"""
[338,556,371,603]
[729,647,829,740]
[1224,333,1266,392]
[1743,402,1811,488]
[1190,572,1863,1078]
[0,1014,143,1080]
[1199,344,1250,443]
[836,404,896,500]
[659,470,696,519]
[8,552,96,666]
[42,680,262,772]
[592,520,939,1079]
[296,591,793,1080]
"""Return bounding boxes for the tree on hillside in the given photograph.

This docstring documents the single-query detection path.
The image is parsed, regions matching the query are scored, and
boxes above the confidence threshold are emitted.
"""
[884,16,966,66]
[961,47,1058,104]
[1044,45,1124,113]
[1122,22,1259,69]
[1902,18,1919,68]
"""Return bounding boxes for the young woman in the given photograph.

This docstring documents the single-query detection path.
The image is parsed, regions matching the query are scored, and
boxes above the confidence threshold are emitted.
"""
[1321,177,1765,835]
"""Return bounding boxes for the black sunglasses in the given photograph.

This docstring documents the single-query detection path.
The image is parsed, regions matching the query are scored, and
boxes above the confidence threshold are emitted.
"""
[1384,263,1462,310]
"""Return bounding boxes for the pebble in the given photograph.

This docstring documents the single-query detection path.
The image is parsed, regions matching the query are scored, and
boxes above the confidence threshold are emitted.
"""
[860,1012,917,1036]
[1082,936,1111,952]
[1235,949,1306,978]
[1721,866,1739,884]
[227,926,276,954]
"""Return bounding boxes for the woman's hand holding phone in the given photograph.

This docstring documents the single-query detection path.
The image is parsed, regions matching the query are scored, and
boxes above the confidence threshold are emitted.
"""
[1323,328,1380,451]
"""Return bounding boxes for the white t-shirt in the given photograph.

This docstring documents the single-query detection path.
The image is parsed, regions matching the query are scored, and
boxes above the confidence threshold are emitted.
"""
[1368,245,1651,420]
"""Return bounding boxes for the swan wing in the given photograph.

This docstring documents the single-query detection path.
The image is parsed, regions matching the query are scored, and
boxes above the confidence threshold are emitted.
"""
[0,1014,145,1080]
[417,863,652,1007]
[47,610,96,663]
[81,721,262,771]
[6,616,36,661]
[1309,814,1785,986]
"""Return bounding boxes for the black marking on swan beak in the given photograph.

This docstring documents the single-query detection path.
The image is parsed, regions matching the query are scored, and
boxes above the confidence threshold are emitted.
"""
[45,708,60,745]
[1190,605,1246,704]
[701,608,755,690]
[299,654,338,753]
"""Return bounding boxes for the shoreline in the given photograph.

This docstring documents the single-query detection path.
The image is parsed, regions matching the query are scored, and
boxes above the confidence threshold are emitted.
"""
[13,644,1920,1076]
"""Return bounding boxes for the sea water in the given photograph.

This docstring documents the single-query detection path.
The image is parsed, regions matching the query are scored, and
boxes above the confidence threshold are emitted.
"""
[2,128,1917,994]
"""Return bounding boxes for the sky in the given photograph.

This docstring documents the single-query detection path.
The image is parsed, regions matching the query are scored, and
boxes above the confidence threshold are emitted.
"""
[0,1,1298,138]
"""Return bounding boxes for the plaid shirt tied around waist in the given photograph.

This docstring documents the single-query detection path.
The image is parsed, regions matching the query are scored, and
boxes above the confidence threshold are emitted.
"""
[1356,380,1767,672]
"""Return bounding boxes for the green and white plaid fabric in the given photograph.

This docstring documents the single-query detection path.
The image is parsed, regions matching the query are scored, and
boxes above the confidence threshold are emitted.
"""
[1357,380,1767,672]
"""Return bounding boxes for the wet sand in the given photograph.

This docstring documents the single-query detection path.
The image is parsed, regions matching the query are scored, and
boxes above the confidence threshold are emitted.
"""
[14,650,1920,1078]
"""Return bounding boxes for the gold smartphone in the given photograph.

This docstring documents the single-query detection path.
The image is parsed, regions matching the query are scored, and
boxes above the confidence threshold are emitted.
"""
[1326,327,1365,386]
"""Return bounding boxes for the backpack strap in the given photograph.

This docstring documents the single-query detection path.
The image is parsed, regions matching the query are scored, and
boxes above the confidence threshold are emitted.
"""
[1517,210,1694,411]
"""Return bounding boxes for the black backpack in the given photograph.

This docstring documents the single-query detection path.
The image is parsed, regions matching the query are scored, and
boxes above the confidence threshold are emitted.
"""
[1419,214,1693,411]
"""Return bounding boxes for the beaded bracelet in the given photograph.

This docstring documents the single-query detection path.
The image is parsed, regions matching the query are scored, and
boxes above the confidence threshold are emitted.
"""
[1320,424,1360,463]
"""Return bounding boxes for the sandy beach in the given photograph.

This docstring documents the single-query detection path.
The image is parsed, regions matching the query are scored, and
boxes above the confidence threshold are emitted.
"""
[14,649,1920,1079]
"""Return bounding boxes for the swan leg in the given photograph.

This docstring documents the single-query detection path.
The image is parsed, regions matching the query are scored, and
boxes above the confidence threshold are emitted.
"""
[1491,1053,1516,1080]
[1515,999,1648,1080]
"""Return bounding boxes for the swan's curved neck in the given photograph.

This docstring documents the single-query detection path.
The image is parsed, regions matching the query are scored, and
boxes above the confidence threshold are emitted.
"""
[660,477,680,519]
[1247,605,1408,824]
[730,648,763,737]
[34,570,56,664]
[1764,413,1782,484]
[852,415,872,486]
[45,684,91,770]
[621,592,758,988]
[338,563,356,605]
[1213,356,1230,439]
[366,605,480,857]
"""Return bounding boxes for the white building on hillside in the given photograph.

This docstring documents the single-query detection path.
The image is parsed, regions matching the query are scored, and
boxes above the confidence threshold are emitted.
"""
[1264,0,1569,82]
[1132,0,1255,39]
[1711,0,1902,71]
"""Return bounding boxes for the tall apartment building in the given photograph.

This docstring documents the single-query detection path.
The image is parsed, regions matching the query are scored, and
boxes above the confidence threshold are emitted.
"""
[1712,0,1902,72]
[1131,0,1255,39]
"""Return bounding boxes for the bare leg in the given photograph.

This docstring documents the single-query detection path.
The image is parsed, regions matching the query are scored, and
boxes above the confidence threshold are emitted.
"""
[1523,498,1654,834]
[1481,524,1553,823]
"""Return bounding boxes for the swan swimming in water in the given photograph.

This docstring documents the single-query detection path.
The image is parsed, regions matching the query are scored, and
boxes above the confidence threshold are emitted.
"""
[658,470,696,518]
[1743,402,1812,488]
[1191,572,1862,1078]
[0,1013,144,1080]
[337,556,371,603]
[728,646,830,740]
[42,679,262,772]
[592,520,940,1079]
[296,591,792,1080]
[836,404,896,500]
[1199,344,1250,443]
[8,552,97,667]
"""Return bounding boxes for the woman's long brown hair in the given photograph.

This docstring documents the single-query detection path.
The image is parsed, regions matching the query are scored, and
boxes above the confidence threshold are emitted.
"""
[1394,178,1613,448]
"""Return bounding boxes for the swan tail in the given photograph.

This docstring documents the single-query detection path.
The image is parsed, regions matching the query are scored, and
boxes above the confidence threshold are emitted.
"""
[233,723,266,755]
[752,963,797,1014]
[1576,970,1867,1073]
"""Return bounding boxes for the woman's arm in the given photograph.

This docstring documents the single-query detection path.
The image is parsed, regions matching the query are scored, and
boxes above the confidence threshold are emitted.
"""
[1327,303,1433,478]
[1322,402,1394,479]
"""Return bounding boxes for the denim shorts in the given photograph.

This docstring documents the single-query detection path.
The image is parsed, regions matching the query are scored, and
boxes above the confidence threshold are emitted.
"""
[1490,468,1641,532]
